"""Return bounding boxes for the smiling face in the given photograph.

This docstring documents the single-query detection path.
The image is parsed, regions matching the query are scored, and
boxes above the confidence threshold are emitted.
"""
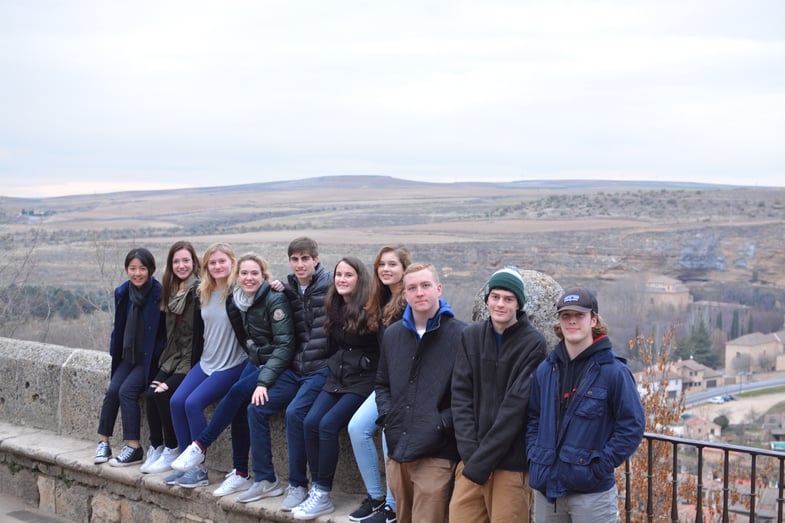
[289,251,318,286]
[558,310,597,351]
[486,288,518,333]
[333,260,358,298]
[171,248,195,282]
[126,258,150,288]
[207,250,234,284]
[377,251,405,287]
[238,259,264,296]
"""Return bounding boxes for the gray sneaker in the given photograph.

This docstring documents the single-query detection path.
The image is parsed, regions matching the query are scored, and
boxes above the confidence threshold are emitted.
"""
[293,487,334,520]
[163,470,185,485]
[237,476,284,503]
[281,484,308,511]
[176,466,209,488]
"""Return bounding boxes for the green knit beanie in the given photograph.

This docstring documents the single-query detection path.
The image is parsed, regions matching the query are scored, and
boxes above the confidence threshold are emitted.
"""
[485,267,525,310]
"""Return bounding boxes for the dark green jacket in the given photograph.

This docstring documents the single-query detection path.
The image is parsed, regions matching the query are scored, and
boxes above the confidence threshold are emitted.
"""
[227,281,296,388]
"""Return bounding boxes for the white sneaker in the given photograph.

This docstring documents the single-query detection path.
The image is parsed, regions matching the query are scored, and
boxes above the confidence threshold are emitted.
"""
[170,442,205,472]
[212,469,252,497]
[293,487,334,520]
[140,445,164,473]
[237,476,284,503]
[145,447,180,474]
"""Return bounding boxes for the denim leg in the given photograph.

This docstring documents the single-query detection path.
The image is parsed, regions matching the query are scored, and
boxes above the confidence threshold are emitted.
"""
[305,391,366,490]
[183,362,246,442]
[98,359,135,437]
[285,368,329,488]
[247,369,299,482]
[197,361,258,449]
[117,363,146,441]
[348,391,384,500]
[170,364,208,451]
[381,429,395,508]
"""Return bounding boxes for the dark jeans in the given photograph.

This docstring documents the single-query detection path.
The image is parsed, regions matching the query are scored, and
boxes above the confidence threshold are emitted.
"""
[196,361,258,474]
[303,390,366,491]
[247,367,329,485]
[144,372,185,449]
[97,359,146,441]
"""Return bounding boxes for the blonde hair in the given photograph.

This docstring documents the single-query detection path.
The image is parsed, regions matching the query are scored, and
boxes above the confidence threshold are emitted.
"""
[403,263,440,285]
[231,253,272,287]
[198,243,236,304]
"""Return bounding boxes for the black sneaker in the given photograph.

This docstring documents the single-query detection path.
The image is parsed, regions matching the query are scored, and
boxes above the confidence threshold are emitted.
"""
[108,445,143,467]
[349,496,385,521]
[365,504,396,523]
[94,441,112,464]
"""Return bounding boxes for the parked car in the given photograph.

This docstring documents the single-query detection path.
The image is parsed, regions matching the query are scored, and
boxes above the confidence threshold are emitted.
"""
[709,396,725,404]
[722,394,737,401]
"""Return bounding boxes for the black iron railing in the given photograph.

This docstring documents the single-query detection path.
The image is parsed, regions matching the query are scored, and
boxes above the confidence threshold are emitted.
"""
[622,433,785,523]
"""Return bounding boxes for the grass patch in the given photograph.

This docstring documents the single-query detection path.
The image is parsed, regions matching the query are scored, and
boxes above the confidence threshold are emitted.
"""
[737,385,785,399]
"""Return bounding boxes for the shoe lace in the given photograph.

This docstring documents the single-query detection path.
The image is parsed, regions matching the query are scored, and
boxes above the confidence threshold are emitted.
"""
[96,441,109,454]
[299,489,325,512]
[118,446,135,461]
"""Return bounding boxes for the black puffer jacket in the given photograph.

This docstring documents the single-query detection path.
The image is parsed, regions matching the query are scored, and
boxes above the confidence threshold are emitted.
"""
[226,282,295,388]
[323,321,379,397]
[283,263,333,376]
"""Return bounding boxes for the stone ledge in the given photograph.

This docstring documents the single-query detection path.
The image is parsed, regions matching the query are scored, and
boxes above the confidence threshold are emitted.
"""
[0,420,365,522]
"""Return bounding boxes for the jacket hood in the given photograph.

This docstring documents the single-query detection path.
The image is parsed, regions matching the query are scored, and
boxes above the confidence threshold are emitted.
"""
[401,298,455,334]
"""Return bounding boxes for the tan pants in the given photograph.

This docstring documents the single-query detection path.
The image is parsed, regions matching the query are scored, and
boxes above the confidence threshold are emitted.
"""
[449,461,532,523]
[386,457,456,523]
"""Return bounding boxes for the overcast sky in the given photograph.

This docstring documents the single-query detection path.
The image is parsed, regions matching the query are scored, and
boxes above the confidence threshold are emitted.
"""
[1,1,783,198]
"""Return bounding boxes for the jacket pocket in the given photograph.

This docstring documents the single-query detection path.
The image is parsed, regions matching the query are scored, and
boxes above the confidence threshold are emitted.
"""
[559,445,600,492]
[527,445,555,492]
[574,386,608,419]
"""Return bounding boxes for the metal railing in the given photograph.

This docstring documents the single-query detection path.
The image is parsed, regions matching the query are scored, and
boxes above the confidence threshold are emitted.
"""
[622,432,785,523]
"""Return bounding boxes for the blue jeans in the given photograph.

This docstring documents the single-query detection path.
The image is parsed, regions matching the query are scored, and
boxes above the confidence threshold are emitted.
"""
[304,390,366,491]
[170,361,246,452]
[195,361,258,474]
[247,367,329,485]
[348,391,395,507]
[98,359,146,441]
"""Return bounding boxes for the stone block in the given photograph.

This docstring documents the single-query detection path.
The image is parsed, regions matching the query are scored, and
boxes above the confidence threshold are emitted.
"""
[37,474,56,513]
[15,341,72,430]
[0,338,21,422]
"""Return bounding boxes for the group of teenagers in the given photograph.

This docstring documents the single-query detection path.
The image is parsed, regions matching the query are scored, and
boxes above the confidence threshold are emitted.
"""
[93,235,646,523]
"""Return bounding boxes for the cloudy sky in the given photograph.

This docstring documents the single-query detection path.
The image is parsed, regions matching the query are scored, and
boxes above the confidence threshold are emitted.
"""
[1,1,783,198]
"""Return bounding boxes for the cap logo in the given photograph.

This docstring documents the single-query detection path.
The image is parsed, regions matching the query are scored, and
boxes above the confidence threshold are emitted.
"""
[563,294,581,303]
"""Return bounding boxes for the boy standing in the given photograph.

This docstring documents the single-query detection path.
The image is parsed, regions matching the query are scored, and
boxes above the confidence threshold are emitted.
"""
[527,287,645,523]
[450,267,548,522]
[241,237,333,508]
[375,263,466,523]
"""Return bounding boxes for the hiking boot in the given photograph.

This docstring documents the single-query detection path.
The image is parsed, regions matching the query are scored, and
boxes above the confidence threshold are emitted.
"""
[139,445,164,473]
[293,487,334,520]
[212,469,252,497]
[145,446,180,474]
[281,484,308,511]
[176,466,209,488]
[170,441,204,472]
[237,476,284,503]
[94,441,112,464]
[108,445,143,467]
[349,496,385,521]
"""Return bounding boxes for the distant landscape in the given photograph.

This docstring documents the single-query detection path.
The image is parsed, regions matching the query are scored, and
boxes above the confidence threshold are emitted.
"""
[2,175,785,366]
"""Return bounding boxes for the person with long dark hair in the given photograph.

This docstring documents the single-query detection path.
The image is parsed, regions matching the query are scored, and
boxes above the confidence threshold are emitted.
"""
[292,256,379,520]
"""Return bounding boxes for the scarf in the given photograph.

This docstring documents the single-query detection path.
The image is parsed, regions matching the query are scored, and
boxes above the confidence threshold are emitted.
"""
[168,274,197,315]
[232,285,256,312]
[122,278,153,366]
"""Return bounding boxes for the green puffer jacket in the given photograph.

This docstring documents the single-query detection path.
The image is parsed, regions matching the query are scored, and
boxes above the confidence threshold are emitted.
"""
[227,281,296,388]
